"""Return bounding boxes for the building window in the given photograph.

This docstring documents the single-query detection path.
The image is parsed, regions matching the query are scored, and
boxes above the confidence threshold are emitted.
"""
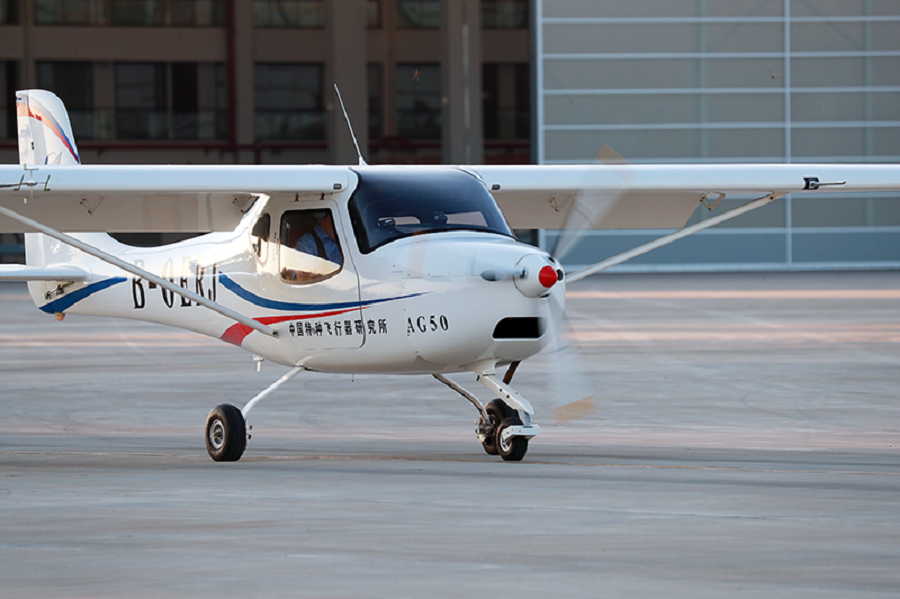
[254,63,324,140]
[367,0,381,28]
[36,62,94,140]
[115,62,226,140]
[112,0,224,26]
[253,0,325,28]
[116,63,167,139]
[396,0,439,29]
[35,0,94,24]
[396,64,441,139]
[483,63,530,140]
[1,62,18,139]
[482,0,528,29]
[35,0,224,26]
[1,0,18,24]
[171,63,228,139]
[367,63,382,141]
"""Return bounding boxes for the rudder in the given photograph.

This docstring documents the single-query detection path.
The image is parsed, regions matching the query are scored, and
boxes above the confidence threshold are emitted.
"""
[16,89,81,166]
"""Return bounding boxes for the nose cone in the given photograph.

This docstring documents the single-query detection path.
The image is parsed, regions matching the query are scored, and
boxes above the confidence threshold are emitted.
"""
[515,254,560,298]
[538,265,558,289]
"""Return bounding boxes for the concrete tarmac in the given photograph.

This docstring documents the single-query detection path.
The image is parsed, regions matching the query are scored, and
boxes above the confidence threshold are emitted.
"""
[1,273,899,598]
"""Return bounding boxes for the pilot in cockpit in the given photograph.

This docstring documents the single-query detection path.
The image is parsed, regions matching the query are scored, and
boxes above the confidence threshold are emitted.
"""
[295,211,343,266]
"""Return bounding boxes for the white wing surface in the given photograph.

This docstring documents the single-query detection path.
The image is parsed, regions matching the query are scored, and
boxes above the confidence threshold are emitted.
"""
[2,162,898,234]
[471,164,900,230]
[0,265,89,281]
[0,164,352,233]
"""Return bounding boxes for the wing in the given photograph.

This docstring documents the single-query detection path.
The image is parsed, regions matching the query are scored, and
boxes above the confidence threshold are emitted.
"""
[0,264,89,281]
[0,164,352,233]
[471,164,900,230]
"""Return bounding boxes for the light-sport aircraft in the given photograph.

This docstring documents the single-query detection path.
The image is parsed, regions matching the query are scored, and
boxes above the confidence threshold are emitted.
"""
[2,90,899,462]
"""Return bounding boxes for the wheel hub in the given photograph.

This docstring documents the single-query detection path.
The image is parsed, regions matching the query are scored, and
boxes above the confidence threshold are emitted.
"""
[498,431,513,453]
[208,419,225,450]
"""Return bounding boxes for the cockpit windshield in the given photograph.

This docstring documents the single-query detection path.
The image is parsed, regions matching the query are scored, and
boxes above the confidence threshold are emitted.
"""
[348,168,513,254]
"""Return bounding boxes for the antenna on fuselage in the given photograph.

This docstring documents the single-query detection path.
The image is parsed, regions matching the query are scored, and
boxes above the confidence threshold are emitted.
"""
[333,84,367,166]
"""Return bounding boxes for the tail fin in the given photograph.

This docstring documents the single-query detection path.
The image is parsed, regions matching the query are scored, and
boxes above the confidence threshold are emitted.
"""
[16,89,81,166]
[15,90,82,282]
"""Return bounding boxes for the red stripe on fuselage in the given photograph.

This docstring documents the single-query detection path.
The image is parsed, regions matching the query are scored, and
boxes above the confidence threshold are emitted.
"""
[219,308,361,347]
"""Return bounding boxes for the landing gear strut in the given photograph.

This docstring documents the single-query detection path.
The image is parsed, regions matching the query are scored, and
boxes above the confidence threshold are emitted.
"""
[434,361,540,462]
[204,365,305,462]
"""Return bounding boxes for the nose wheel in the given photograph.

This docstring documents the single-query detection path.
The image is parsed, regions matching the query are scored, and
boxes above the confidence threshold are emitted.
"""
[496,417,529,461]
[479,399,506,455]
[479,399,529,461]
[435,370,539,462]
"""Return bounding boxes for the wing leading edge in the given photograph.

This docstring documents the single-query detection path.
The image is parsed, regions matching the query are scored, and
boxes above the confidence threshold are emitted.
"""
[471,163,900,230]
[0,164,353,234]
[1,162,898,234]
[0,264,89,281]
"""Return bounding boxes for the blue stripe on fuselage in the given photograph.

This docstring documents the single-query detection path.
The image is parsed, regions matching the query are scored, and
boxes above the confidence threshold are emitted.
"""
[218,273,423,312]
[39,277,127,314]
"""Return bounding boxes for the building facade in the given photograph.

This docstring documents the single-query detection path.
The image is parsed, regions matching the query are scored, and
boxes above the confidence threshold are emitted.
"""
[535,0,900,271]
[4,1,898,271]
[0,0,531,258]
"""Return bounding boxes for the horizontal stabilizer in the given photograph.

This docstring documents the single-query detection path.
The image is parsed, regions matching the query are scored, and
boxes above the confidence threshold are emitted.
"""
[0,264,89,281]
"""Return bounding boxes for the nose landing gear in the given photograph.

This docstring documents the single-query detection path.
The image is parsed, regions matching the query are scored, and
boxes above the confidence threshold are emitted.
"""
[497,417,529,461]
[434,361,540,462]
[477,399,530,461]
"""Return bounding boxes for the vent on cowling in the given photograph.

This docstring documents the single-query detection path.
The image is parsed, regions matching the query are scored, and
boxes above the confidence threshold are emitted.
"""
[492,317,545,339]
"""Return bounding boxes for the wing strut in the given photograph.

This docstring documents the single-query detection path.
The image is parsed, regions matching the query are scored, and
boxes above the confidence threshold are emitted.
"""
[566,192,785,283]
[0,205,277,339]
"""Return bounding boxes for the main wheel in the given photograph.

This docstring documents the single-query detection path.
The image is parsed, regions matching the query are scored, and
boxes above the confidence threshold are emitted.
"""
[496,417,529,462]
[206,404,247,462]
[479,399,512,456]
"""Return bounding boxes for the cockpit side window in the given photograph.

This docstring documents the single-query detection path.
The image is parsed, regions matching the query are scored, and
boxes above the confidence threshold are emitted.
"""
[279,209,344,284]
[250,213,271,264]
[348,168,513,254]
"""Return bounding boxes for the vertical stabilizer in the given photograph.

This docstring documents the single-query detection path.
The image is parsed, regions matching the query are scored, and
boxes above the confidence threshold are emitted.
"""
[16,90,81,166]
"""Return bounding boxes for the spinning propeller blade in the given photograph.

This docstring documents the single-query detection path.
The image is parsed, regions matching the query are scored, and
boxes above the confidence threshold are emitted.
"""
[521,145,634,424]
[543,283,598,424]
[551,145,635,263]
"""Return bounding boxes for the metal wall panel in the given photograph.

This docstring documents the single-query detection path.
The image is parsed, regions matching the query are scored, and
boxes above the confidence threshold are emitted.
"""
[535,0,900,271]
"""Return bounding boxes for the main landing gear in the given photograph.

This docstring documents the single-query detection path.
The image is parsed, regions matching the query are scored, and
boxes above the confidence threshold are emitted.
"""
[434,360,540,462]
[206,404,246,462]
[204,365,305,462]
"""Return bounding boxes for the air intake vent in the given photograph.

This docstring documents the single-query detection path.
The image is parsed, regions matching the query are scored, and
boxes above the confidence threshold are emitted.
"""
[492,317,545,339]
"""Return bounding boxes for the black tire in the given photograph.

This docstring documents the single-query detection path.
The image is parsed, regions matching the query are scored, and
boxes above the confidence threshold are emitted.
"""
[206,404,247,462]
[496,417,529,462]
[480,400,515,456]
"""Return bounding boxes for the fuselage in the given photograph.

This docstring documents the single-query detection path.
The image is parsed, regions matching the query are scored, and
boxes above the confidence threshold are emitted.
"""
[24,167,565,374]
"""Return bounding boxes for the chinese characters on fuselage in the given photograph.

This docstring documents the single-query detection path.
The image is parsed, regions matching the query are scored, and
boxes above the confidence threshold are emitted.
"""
[287,318,389,338]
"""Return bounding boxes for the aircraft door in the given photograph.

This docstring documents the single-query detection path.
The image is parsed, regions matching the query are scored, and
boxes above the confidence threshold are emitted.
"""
[275,202,363,350]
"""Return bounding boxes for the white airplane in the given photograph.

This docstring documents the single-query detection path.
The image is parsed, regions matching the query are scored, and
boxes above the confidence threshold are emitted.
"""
[2,89,899,462]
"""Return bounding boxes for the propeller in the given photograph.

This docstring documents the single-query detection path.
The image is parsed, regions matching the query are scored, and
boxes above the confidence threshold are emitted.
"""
[550,145,635,263]
[528,145,636,425]
[541,286,597,425]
